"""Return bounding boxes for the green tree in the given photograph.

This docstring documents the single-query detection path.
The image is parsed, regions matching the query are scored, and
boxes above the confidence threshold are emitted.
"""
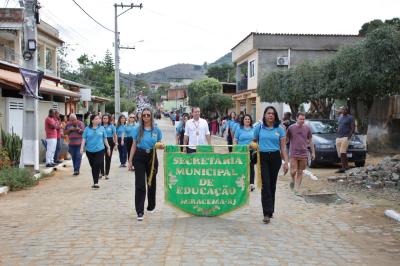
[359,18,400,36]
[199,93,233,118]
[103,49,114,73]
[206,64,236,82]
[258,69,305,115]
[187,78,222,107]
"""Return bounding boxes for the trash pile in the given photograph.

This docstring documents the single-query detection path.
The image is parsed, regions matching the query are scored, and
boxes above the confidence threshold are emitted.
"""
[328,154,400,190]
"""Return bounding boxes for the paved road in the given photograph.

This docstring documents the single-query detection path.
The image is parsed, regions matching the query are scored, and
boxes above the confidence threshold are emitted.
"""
[0,119,399,265]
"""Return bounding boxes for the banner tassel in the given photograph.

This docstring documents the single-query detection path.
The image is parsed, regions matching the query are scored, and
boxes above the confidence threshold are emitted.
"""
[148,148,157,187]
[256,149,262,189]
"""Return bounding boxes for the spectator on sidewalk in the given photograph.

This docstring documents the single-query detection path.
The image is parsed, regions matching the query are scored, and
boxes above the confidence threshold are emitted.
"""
[53,111,62,164]
[335,106,355,173]
[80,114,111,189]
[64,114,85,175]
[45,109,59,168]
[286,112,315,194]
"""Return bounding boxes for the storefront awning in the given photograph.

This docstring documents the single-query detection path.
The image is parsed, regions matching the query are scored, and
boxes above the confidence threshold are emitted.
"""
[0,68,80,98]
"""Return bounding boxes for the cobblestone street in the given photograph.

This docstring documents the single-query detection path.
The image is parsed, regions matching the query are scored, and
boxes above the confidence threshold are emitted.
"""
[0,119,399,265]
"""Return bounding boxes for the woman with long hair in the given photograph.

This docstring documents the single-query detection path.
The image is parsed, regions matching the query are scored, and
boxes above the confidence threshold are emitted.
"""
[234,114,256,192]
[101,114,117,179]
[116,115,127,167]
[125,114,137,170]
[254,106,289,224]
[80,114,111,189]
[128,107,163,221]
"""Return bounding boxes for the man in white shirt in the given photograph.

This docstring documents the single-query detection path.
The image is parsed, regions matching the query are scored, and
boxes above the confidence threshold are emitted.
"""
[184,107,211,153]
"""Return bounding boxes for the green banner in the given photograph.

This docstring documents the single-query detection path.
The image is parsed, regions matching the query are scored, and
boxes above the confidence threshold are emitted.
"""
[164,145,250,216]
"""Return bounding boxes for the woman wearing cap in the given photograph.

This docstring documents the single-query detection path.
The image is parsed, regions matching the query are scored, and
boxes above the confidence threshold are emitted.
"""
[128,107,163,221]
[80,114,111,189]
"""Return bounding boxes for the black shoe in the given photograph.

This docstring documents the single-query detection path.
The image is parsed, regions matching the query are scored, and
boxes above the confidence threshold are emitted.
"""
[46,164,54,168]
[55,160,63,164]
[105,176,109,180]
[335,168,346,173]
[263,216,270,224]
[137,213,144,221]
[73,172,79,176]
[91,184,100,189]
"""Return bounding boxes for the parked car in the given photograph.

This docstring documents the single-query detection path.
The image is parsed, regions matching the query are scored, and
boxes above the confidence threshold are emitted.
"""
[305,120,367,168]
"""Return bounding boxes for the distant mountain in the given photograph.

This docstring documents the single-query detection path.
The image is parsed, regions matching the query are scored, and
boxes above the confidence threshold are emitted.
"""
[210,52,232,66]
[121,52,232,84]
[121,63,206,84]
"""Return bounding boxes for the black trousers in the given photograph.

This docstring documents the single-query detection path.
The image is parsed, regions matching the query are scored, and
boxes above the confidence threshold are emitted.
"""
[101,137,115,176]
[125,137,134,163]
[260,151,282,217]
[227,129,233,153]
[133,149,158,215]
[86,149,105,185]
[249,151,256,185]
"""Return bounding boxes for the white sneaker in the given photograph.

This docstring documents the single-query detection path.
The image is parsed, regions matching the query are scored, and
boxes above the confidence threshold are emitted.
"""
[147,208,156,214]
[137,214,144,221]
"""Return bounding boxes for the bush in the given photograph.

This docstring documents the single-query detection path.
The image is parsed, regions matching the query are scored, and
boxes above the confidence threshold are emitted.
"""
[0,167,37,191]
[0,148,11,170]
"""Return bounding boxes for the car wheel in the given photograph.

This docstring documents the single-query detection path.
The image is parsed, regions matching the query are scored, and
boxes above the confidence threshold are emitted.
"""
[355,161,365,167]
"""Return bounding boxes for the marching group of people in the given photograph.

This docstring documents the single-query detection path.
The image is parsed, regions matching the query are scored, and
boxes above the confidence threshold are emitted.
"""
[45,104,354,224]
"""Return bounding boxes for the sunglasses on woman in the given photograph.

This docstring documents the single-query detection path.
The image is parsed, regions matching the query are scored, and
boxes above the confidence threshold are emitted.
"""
[142,113,151,117]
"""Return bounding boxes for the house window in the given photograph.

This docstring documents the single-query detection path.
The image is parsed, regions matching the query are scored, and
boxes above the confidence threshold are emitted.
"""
[46,48,53,70]
[249,60,255,78]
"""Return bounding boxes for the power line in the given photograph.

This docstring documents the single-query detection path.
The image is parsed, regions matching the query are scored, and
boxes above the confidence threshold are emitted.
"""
[71,0,114,33]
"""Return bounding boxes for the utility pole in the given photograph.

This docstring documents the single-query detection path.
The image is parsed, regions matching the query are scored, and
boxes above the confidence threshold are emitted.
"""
[20,0,40,171]
[114,2,142,117]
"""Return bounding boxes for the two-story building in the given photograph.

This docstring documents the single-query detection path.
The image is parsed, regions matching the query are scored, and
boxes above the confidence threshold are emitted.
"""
[231,32,363,120]
[0,8,108,161]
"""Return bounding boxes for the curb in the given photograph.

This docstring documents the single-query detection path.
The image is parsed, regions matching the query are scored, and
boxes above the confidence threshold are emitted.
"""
[0,159,73,196]
[0,186,9,196]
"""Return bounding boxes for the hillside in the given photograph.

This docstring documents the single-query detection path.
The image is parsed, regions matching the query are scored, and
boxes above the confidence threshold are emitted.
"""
[122,63,206,84]
[120,52,232,84]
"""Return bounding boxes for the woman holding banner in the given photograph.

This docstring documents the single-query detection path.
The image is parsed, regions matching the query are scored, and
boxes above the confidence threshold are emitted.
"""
[128,108,164,221]
[234,114,256,192]
[254,106,289,224]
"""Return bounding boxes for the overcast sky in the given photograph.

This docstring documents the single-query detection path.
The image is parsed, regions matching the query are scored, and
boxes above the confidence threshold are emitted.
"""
[5,0,400,74]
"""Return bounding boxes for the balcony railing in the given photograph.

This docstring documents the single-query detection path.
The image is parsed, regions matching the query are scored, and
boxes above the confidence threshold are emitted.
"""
[237,77,248,92]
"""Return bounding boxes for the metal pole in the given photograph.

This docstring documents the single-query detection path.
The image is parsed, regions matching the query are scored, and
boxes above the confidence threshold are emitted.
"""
[21,0,39,171]
[114,3,120,117]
